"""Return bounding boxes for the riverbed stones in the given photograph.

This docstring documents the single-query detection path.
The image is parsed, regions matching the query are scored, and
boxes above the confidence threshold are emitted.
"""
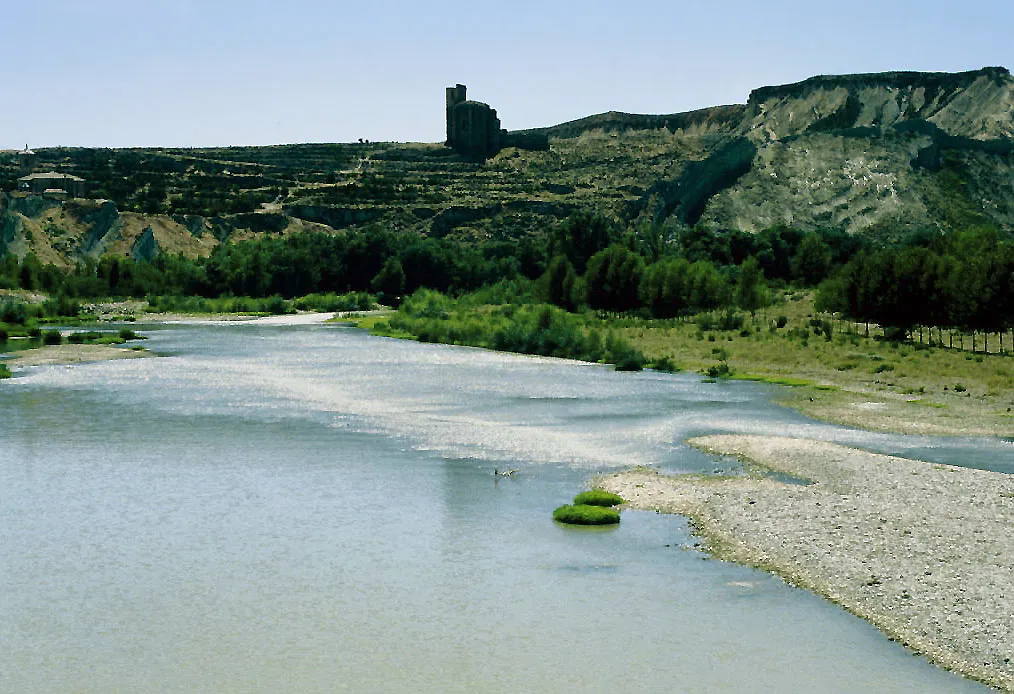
[598,435,1014,692]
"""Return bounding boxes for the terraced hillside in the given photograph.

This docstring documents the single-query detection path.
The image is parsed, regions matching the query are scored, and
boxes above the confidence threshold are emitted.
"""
[2,67,1012,267]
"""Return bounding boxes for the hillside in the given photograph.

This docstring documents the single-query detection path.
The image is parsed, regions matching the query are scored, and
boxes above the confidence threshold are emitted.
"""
[2,67,1012,267]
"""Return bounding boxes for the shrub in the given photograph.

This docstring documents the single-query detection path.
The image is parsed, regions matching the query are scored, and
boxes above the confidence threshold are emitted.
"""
[0,363,11,379]
[117,328,146,341]
[264,295,289,315]
[775,315,788,329]
[43,329,63,346]
[553,504,621,525]
[43,295,80,319]
[293,292,375,312]
[1,301,29,325]
[651,355,679,372]
[707,362,731,378]
[954,383,967,393]
[573,490,624,507]
[717,310,744,331]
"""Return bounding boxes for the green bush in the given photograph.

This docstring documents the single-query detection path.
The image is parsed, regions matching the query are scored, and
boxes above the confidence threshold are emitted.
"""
[293,292,375,312]
[117,328,146,341]
[0,363,11,379]
[553,504,621,525]
[43,329,63,346]
[651,355,679,372]
[264,295,289,315]
[43,295,80,319]
[707,361,731,378]
[388,292,645,371]
[573,489,624,507]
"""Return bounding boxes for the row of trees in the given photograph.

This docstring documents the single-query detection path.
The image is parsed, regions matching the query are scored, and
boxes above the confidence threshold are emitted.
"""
[0,227,546,304]
[542,248,755,317]
[816,228,1014,341]
[4,209,1010,343]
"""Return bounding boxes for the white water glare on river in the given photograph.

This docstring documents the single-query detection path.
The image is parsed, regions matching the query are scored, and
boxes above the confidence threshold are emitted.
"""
[2,315,1005,692]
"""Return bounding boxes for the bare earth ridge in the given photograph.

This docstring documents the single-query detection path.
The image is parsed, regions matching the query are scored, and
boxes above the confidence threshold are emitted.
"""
[598,435,1014,691]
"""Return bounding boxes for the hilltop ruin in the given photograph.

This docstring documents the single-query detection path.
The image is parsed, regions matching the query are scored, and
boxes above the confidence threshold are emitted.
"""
[445,84,548,160]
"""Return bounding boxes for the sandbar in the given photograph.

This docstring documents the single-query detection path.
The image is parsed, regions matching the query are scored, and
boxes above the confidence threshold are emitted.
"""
[3,344,152,368]
[598,435,1014,691]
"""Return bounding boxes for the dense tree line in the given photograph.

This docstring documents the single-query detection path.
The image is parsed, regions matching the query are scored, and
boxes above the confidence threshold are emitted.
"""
[0,227,545,305]
[537,214,851,318]
[5,208,1008,344]
[816,228,1014,344]
[0,213,859,319]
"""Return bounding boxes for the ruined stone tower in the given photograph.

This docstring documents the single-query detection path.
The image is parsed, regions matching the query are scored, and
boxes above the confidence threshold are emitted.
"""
[444,84,549,160]
[445,84,503,160]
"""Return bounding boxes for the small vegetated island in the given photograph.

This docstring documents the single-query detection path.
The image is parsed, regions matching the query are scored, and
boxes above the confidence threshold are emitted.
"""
[554,489,624,525]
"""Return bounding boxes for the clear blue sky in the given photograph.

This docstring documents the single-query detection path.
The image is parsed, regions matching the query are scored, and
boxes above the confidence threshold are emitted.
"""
[3,0,1011,148]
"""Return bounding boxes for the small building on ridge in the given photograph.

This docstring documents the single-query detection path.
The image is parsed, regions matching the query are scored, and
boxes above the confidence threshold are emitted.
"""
[17,172,86,198]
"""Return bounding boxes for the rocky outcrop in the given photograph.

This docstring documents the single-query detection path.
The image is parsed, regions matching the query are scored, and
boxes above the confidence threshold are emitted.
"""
[131,226,160,261]
[631,138,757,225]
[75,200,123,255]
[0,210,21,258]
[745,67,1014,141]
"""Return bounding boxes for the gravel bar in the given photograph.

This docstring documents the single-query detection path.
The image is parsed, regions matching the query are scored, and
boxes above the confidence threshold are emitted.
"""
[598,435,1014,691]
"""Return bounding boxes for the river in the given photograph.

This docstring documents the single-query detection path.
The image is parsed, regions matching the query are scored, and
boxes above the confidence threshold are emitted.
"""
[1,315,1003,692]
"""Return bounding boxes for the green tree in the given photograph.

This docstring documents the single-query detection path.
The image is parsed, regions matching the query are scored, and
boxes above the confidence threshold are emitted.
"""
[735,257,768,314]
[549,211,617,274]
[18,253,42,290]
[371,257,406,305]
[584,245,644,312]
[792,233,832,285]
[542,255,579,310]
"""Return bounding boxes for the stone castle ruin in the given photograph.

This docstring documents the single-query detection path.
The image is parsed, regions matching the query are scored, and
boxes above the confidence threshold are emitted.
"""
[445,84,548,160]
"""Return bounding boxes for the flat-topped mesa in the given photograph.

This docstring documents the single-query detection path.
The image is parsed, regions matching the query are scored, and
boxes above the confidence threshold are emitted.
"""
[748,66,1011,105]
[444,84,548,160]
[745,66,1014,140]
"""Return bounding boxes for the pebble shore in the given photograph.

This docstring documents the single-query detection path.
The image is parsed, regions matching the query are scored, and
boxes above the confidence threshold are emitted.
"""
[598,435,1014,691]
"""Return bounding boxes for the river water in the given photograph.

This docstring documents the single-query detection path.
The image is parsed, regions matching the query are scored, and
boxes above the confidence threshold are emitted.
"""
[1,315,1004,693]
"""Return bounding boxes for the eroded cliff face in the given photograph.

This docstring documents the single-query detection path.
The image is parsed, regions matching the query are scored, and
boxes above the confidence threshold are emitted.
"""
[657,68,1014,236]
[744,67,1014,140]
[0,197,329,267]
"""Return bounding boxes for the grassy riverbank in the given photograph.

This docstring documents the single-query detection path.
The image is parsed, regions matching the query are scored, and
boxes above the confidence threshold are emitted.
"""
[350,289,1014,437]
[616,291,1014,436]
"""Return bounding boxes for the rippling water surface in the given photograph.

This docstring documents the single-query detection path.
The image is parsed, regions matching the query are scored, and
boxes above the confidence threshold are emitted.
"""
[1,316,999,692]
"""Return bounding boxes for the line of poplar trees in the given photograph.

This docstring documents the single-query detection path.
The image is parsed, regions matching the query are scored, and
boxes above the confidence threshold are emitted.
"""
[815,228,1014,347]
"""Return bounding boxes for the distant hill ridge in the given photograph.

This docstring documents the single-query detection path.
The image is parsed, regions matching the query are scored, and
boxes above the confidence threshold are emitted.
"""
[2,66,1012,267]
[747,66,1010,104]
[531,66,1014,142]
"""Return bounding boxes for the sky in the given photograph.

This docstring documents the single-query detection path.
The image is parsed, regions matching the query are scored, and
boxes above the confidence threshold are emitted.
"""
[2,0,1012,149]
